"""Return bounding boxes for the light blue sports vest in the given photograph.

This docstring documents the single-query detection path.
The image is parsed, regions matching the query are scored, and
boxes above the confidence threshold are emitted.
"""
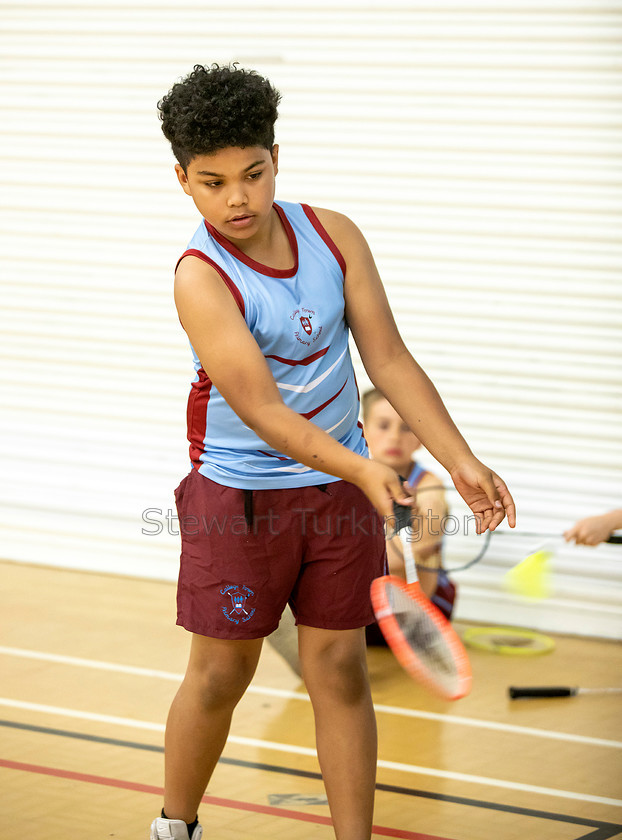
[178,200,368,489]
[407,462,428,488]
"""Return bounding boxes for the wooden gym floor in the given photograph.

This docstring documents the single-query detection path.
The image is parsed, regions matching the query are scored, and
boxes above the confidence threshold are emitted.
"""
[1,559,621,840]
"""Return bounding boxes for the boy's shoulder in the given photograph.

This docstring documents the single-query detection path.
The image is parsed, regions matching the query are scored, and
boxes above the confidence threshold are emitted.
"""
[301,205,364,255]
[418,469,443,488]
[305,204,352,229]
[276,201,351,228]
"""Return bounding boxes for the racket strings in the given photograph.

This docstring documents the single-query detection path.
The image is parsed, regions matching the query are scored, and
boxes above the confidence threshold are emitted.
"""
[386,582,458,689]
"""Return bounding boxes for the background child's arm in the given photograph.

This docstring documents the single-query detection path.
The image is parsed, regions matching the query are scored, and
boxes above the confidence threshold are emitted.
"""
[564,509,622,545]
[174,255,411,519]
[313,208,515,532]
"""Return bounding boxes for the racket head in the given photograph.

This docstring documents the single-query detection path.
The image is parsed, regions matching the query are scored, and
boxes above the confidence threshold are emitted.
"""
[370,575,472,700]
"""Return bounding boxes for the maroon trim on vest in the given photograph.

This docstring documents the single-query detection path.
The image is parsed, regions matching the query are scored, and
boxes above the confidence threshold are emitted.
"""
[203,203,299,278]
[176,249,245,317]
[301,380,348,420]
[187,368,212,470]
[301,204,347,278]
[257,449,290,461]
[265,346,330,367]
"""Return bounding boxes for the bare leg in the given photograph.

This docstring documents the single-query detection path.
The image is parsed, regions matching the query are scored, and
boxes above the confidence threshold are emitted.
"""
[266,604,301,675]
[299,625,376,840]
[163,633,263,823]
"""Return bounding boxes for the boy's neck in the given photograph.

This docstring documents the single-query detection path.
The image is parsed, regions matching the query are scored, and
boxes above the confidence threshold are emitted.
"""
[226,205,293,270]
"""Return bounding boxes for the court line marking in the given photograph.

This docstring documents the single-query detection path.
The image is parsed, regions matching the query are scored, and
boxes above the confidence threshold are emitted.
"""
[1,697,620,808]
[575,830,622,840]
[0,759,446,840]
[3,719,621,834]
[1,645,619,750]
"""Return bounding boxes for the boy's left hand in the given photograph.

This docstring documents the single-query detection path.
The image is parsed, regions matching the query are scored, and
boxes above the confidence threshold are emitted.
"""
[450,458,516,533]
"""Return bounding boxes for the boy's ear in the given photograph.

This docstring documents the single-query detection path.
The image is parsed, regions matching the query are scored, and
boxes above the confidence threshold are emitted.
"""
[271,144,279,175]
[175,164,192,196]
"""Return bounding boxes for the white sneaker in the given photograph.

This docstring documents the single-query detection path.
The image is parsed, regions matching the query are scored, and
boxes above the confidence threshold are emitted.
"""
[150,817,203,840]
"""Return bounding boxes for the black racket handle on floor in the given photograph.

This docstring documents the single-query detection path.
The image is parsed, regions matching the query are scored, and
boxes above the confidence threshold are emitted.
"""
[509,686,578,699]
[509,685,622,699]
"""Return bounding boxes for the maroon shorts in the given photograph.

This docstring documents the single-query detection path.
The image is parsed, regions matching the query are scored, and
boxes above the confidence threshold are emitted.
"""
[174,469,387,639]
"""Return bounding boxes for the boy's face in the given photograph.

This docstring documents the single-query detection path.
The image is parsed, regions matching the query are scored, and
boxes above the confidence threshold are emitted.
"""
[175,145,279,242]
[364,397,420,472]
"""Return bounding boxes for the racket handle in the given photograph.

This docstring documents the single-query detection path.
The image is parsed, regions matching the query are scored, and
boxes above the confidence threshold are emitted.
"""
[607,535,622,544]
[509,686,578,699]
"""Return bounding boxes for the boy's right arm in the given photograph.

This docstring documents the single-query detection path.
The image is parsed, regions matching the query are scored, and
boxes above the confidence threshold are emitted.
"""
[174,256,412,519]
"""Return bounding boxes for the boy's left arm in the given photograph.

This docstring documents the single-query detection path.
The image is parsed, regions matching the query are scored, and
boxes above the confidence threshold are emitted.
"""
[314,207,516,533]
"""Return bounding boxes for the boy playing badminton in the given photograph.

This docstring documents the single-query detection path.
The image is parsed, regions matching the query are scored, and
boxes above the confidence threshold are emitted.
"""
[152,63,515,840]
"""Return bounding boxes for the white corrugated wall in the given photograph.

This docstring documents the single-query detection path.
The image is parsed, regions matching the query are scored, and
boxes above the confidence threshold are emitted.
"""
[1,0,620,637]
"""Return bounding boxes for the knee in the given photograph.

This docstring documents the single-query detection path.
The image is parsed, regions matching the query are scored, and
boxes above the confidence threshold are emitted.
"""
[303,639,369,705]
[185,650,257,711]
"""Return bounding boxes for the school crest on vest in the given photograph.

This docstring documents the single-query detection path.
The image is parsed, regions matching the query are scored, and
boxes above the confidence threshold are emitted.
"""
[290,306,323,347]
[220,584,256,624]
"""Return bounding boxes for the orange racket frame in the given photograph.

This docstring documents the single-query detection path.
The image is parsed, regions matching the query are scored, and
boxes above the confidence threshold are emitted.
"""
[370,576,472,700]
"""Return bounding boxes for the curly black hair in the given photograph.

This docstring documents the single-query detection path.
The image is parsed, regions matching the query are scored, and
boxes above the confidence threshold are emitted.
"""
[158,64,281,171]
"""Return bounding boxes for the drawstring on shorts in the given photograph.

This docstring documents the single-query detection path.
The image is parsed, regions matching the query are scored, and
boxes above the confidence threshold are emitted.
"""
[242,482,329,531]
[243,489,254,530]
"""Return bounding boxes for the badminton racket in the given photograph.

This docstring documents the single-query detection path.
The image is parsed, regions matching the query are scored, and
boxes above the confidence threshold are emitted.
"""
[509,685,622,699]
[370,498,472,701]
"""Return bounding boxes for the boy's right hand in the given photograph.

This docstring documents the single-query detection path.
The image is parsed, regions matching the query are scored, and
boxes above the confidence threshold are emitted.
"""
[354,459,414,524]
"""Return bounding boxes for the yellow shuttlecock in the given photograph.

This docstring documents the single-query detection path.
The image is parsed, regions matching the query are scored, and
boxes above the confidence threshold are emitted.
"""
[504,544,553,599]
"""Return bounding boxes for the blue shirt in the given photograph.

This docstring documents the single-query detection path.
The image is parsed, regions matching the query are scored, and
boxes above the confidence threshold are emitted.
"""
[178,200,368,489]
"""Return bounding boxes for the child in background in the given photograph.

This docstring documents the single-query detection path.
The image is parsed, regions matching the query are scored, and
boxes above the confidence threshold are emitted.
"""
[362,388,457,620]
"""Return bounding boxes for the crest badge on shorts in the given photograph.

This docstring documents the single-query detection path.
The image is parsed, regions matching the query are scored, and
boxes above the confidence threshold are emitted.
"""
[220,584,256,624]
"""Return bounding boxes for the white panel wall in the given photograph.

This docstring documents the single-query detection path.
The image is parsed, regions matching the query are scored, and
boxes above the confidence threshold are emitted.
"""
[1,0,621,637]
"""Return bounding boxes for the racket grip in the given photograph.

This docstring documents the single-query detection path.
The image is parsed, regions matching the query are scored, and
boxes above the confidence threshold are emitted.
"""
[508,686,577,699]
[607,535,622,544]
